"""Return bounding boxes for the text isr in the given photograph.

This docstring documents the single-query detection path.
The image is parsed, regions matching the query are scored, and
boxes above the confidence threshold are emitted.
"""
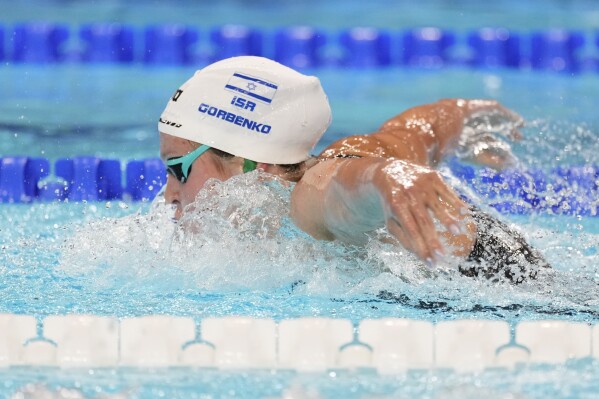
[231,96,256,111]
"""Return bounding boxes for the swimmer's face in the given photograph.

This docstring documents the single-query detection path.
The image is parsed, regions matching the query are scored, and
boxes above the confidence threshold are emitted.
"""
[159,133,242,219]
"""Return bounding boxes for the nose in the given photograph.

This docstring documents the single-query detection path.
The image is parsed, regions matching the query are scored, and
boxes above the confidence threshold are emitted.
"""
[164,175,182,219]
[164,174,178,203]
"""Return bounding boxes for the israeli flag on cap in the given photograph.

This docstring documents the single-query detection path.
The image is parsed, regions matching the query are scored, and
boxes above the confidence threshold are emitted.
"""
[225,73,278,104]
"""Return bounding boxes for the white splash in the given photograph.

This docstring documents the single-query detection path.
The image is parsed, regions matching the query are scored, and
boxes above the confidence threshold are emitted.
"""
[58,171,405,293]
[10,384,129,399]
[56,168,599,312]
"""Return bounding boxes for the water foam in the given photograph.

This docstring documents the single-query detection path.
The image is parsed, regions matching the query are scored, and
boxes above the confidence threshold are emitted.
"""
[53,168,599,320]
[56,171,438,294]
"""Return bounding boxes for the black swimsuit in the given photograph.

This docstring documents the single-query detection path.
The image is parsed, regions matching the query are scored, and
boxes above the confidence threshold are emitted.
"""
[461,206,550,283]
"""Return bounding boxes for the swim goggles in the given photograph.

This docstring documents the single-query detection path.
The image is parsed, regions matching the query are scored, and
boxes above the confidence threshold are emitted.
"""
[166,144,257,184]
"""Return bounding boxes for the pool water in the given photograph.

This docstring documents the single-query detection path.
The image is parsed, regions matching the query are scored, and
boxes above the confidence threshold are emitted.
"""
[2,1,599,398]
[1,130,598,398]
[3,66,599,161]
[2,363,599,399]
[4,0,599,30]
[2,168,598,320]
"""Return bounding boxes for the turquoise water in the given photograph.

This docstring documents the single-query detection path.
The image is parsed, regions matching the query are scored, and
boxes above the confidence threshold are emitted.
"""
[2,364,599,399]
[2,1,599,398]
[4,0,599,30]
[1,172,598,321]
[3,66,599,164]
[1,173,598,397]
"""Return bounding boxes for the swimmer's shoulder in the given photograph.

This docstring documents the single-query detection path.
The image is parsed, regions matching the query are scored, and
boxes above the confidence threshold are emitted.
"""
[319,134,382,159]
[318,131,429,165]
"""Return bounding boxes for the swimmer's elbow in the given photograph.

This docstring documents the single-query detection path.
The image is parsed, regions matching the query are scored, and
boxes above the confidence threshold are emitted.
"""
[290,180,335,241]
[290,206,335,241]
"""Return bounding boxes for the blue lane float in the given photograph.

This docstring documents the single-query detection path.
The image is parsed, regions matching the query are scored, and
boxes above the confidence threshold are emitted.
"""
[530,29,585,73]
[125,158,167,201]
[0,157,49,203]
[339,27,392,68]
[54,157,123,201]
[467,28,521,69]
[0,157,160,203]
[144,24,199,65]
[209,25,263,62]
[0,157,597,216]
[12,22,69,63]
[3,23,598,72]
[79,23,135,63]
[274,26,326,69]
[401,28,455,68]
[0,25,4,61]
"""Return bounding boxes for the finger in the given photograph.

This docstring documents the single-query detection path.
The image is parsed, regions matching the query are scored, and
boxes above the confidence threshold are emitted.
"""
[387,215,435,266]
[477,148,519,170]
[464,134,518,168]
[427,196,461,231]
[496,104,524,126]
[386,218,412,252]
[430,181,469,230]
[388,199,437,262]
[473,152,508,170]
[386,217,437,268]
[480,102,523,124]
[512,113,525,127]
[470,104,525,134]
[404,202,445,263]
[405,191,445,255]
[428,197,467,239]
[432,177,467,212]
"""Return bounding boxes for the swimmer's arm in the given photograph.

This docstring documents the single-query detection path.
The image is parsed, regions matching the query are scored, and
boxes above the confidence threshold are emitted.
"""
[291,158,476,263]
[321,99,522,169]
[378,99,523,168]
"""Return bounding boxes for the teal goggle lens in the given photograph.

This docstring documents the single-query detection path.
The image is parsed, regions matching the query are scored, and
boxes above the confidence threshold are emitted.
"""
[166,144,257,184]
[166,144,211,183]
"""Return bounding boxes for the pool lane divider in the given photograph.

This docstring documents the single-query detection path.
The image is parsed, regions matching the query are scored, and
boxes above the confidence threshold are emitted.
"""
[0,156,598,216]
[0,156,166,203]
[1,23,596,73]
[0,314,598,371]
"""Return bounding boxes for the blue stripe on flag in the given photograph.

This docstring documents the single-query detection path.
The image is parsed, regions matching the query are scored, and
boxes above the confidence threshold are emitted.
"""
[233,73,278,90]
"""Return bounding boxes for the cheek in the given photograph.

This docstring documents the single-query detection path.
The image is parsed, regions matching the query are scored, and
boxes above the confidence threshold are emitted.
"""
[179,176,207,207]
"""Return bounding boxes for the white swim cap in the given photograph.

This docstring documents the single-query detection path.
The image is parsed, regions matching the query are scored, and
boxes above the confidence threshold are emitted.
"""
[159,56,332,164]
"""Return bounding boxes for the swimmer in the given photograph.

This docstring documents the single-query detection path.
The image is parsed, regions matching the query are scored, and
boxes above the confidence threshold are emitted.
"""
[159,56,549,283]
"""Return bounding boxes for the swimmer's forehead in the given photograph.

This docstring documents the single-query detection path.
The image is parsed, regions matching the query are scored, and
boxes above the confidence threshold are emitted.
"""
[159,132,198,161]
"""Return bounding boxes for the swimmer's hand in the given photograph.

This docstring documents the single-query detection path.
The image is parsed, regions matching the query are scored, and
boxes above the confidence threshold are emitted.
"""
[457,100,524,170]
[372,160,474,264]
[291,158,475,266]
